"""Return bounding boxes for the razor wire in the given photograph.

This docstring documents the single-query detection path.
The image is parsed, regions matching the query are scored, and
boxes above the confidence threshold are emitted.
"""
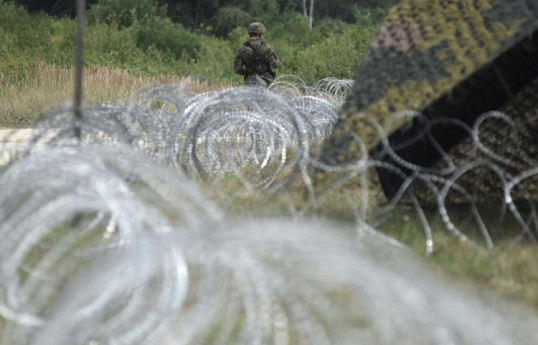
[1,78,538,345]
[310,108,538,253]
[0,144,223,345]
[3,79,538,252]
[2,202,538,345]
[3,78,538,252]
[175,87,310,192]
[270,74,353,106]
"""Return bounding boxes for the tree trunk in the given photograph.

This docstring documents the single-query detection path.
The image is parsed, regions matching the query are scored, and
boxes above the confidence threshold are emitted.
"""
[296,0,314,30]
[308,0,314,30]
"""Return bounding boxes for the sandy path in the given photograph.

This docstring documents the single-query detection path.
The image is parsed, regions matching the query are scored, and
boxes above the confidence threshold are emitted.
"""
[0,128,36,142]
[0,128,60,165]
[0,128,58,143]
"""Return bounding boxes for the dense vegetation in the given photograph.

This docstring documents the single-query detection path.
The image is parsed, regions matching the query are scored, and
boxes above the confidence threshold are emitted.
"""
[0,0,391,87]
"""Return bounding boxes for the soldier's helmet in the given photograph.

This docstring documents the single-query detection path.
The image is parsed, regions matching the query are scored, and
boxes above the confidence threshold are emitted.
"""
[248,22,266,35]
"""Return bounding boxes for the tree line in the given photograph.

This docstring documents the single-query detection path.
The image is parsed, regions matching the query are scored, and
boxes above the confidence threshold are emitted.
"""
[1,0,392,87]
[8,0,393,36]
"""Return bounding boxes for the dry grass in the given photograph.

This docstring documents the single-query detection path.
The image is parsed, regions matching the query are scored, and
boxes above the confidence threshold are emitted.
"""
[0,62,231,127]
[206,170,538,313]
[427,234,538,311]
[239,178,538,312]
[363,200,538,312]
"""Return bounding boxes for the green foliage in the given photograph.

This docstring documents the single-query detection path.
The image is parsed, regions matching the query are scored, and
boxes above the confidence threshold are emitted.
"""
[227,26,248,48]
[0,0,30,31]
[0,54,33,81]
[134,17,200,60]
[1,0,385,86]
[207,0,279,38]
[315,0,359,23]
[84,24,139,67]
[357,0,395,10]
[354,7,390,30]
[245,0,279,24]
[0,1,52,54]
[186,36,237,82]
[81,22,197,76]
[261,13,375,84]
[46,18,76,65]
[282,24,376,84]
[9,0,89,16]
[87,0,199,62]
[0,1,54,81]
[268,12,311,46]
[87,0,167,29]
[210,6,252,37]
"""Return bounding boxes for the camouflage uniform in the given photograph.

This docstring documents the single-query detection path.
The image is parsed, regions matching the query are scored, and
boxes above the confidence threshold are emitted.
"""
[316,0,538,203]
[233,22,281,87]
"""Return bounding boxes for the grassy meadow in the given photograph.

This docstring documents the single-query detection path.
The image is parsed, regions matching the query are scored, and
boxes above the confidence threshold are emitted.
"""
[1,0,537,314]
[0,62,229,127]
[0,0,377,127]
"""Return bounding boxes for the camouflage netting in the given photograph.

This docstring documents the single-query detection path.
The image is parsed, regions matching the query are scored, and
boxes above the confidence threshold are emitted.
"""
[318,0,538,204]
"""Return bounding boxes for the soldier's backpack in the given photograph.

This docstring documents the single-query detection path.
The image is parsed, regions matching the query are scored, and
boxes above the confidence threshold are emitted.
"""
[244,41,273,77]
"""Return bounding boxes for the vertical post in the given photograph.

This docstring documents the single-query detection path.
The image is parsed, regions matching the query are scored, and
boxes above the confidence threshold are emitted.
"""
[74,0,86,138]
[308,0,314,30]
[297,0,308,29]
[296,0,313,31]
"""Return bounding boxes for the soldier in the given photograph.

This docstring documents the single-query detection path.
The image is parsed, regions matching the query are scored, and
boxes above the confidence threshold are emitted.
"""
[233,22,281,87]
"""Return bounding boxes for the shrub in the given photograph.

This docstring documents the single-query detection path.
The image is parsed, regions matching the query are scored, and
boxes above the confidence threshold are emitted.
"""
[267,14,345,48]
[268,12,310,47]
[84,23,140,68]
[354,7,390,30]
[245,0,279,26]
[0,1,28,31]
[186,36,237,84]
[210,6,252,37]
[227,26,248,48]
[293,25,376,84]
[134,17,200,61]
[87,0,166,29]
[46,18,76,65]
[0,1,52,54]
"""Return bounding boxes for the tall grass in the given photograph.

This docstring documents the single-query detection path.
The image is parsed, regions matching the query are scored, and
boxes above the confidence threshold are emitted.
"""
[0,1,380,128]
[0,62,231,127]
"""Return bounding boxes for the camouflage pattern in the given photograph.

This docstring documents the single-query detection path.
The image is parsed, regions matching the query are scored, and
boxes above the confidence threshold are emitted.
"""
[233,39,281,86]
[248,22,267,35]
[317,0,538,202]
